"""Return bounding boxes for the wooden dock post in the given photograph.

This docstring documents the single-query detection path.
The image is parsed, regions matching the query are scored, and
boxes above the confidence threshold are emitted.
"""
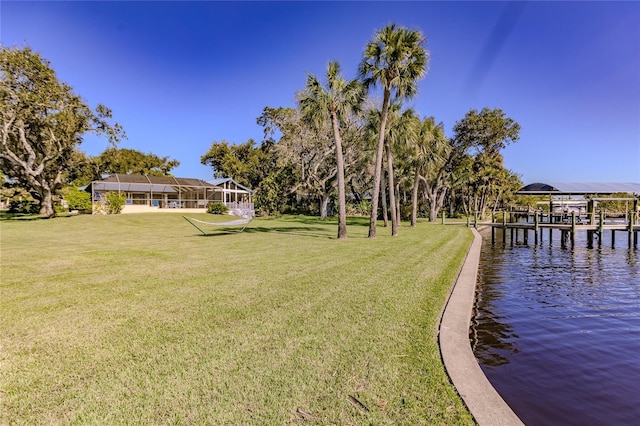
[490,213,494,243]
[571,212,576,247]
[633,210,638,249]
[628,211,634,248]
[502,212,507,245]
[534,212,539,245]
[612,229,616,248]
[598,211,604,248]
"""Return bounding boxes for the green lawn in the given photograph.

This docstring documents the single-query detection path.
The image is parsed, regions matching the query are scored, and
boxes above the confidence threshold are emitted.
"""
[0,213,474,425]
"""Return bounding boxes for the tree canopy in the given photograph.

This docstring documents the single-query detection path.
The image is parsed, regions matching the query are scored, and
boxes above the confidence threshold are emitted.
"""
[200,29,522,224]
[96,147,180,177]
[0,46,124,216]
[200,139,274,190]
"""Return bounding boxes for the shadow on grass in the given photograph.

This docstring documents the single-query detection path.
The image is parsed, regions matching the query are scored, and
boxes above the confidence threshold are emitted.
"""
[276,215,371,228]
[191,226,334,239]
[0,211,82,221]
[183,215,372,239]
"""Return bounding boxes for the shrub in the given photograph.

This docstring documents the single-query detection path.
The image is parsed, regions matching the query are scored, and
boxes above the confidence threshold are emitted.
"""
[346,200,371,217]
[105,192,126,214]
[61,186,92,212]
[400,205,413,221]
[207,202,229,215]
[8,197,39,214]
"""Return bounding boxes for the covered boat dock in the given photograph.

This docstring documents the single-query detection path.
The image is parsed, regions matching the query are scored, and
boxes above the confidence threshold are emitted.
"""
[489,182,640,248]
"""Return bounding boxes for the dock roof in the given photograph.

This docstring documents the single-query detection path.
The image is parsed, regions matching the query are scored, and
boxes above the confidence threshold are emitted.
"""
[517,182,640,196]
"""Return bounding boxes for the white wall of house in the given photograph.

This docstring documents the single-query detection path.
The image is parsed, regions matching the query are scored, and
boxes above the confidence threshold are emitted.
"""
[93,204,208,214]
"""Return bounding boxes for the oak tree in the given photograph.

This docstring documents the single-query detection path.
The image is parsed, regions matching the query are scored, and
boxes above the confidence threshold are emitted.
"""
[0,46,124,216]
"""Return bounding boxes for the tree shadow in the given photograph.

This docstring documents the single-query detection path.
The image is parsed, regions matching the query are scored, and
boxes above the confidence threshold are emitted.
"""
[263,215,371,227]
[183,215,372,238]
[0,211,80,221]
[192,225,334,239]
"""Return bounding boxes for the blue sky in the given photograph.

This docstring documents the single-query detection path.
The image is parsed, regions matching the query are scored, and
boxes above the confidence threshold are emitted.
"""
[2,1,639,184]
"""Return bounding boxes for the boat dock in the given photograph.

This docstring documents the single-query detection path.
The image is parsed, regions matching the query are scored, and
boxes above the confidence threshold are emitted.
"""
[479,211,639,249]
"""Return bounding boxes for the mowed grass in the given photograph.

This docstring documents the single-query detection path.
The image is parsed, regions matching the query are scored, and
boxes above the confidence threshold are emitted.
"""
[0,213,474,425]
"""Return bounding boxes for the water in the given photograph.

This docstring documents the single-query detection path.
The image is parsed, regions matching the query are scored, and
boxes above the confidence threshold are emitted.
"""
[471,228,640,425]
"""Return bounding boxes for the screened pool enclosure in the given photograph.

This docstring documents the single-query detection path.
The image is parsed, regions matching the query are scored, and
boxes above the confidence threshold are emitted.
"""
[89,174,253,214]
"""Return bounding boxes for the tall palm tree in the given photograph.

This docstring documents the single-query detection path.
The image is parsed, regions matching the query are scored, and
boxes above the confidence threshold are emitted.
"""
[359,23,428,238]
[299,60,364,239]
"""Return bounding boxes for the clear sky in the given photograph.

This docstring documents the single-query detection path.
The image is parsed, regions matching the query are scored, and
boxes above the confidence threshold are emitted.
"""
[2,1,639,184]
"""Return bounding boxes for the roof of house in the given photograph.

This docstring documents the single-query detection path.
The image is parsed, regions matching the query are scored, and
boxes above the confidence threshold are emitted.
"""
[208,177,254,193]
[517,182,640,196]
[91,174,218,193]
[100,174,216,187]
[90,174,255,194]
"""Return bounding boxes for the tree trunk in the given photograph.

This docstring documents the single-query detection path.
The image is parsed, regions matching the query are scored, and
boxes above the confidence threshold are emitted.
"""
[396,182,401,225]
[385,141,398,236]
[368,89,391,238]
[330,111,348,239]
[37,184,56,217]
[492,189,503,214]
[422,180,447,222]
[420,177,437,222]
[349,180,361,204]
[411,168,420,227]
[448,187,456,217]
[435,187,447,222]
[319,192,330,220]
[381,174,389,228]
[429,200,438,222]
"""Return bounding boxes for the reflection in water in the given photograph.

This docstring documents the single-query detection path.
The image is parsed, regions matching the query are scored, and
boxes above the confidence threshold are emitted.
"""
[470,257,520,366]
[471,227,640,426]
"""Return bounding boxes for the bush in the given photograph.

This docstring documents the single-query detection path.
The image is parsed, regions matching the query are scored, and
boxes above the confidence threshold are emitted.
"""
[400,205,413,221]
[346,200,371,217]
[105,192,126,214]
[61,186,92,212]
[207,202,229,215]
[8,197,39,214]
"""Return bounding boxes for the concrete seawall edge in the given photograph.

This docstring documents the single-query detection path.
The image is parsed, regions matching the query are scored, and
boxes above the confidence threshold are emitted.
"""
[439,227,524,426]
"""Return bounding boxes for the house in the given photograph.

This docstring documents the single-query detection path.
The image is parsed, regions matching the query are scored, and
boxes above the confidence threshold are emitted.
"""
[89,174,253,214]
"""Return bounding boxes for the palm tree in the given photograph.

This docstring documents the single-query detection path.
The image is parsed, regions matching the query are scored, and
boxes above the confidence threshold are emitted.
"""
[299,60,364,239]
[409,116,447,226]
[359,23,428,238]
[384,107,419,234]
[419,120,451,222]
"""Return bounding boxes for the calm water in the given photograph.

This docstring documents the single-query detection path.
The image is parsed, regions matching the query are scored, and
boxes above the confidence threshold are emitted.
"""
[471,228,640,426]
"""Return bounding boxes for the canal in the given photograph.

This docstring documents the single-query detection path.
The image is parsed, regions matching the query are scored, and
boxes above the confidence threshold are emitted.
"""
[471,227,640,425]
